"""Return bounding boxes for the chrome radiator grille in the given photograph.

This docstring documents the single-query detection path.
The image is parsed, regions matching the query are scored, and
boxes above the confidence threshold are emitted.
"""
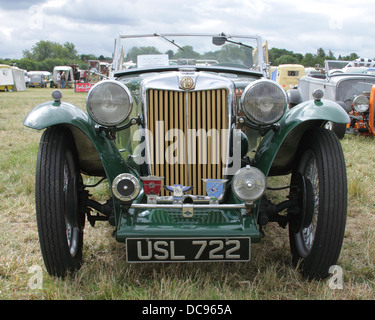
[146,89,229,196]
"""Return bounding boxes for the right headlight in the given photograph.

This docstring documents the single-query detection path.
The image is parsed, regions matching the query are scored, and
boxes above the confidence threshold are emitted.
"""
[86,80,133,126]
[241,79,287,125]
[353,95,369,113]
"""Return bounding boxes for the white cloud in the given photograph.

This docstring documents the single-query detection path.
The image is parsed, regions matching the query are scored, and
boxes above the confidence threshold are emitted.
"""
[0,0,374,59]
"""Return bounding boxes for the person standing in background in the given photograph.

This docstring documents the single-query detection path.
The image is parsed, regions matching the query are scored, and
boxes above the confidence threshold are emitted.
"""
[61,72,66,89]
[57,71,62,88]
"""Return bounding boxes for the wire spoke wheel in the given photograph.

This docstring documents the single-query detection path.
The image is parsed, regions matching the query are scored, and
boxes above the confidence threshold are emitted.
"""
[289,127,347,279]
[294,151,319,258]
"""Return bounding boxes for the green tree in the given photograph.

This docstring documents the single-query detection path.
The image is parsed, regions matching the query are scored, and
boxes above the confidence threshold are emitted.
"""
[275,54,298,65]
[301,53,316,67]
[23,40,79,62]
[39,58,66,72]
[268,47,303,65]
[341,53,360,61]
[16,58,39,71]
[327,50,336,60]
[126,46,161,62]
[216,44,247,65]
[317,48,326,58]
[80,53,98,61]
[173,46,201,59]
[62,42,79,60]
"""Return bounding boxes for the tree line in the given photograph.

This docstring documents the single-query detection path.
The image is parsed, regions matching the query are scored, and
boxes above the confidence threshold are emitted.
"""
[0,40,363,72]
[268,47,360,67]
[0,40,111,72]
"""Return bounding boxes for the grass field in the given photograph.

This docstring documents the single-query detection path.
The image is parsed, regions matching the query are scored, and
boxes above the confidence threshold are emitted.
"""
[0,88,374,300]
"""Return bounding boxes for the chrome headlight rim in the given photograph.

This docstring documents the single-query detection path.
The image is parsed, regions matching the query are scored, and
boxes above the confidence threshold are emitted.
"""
[353,95,369,113]
[86,80,133,127]
[240,79,287,126]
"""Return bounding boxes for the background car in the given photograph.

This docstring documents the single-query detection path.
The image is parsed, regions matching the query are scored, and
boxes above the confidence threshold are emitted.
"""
[24,33,349,279]
[27,71,51,88]
[289,59,375,138]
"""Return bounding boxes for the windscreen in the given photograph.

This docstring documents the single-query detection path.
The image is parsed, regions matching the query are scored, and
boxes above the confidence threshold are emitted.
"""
[113,34,263,73]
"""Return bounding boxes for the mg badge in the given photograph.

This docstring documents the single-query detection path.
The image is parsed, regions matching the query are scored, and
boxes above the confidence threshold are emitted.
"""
[203,179,227,201]
[180,76,195,90]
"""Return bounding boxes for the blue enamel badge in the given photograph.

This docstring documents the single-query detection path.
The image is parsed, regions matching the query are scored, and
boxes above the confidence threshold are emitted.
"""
[203,179,227,200]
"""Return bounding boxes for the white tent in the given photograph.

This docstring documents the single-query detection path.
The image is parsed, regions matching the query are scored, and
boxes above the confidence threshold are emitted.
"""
[0,65,26,91]
[11,67,26,91]
[0,65,14,91]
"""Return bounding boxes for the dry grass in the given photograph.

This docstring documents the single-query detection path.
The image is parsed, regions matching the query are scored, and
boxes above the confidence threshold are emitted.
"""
[0,88,374,300]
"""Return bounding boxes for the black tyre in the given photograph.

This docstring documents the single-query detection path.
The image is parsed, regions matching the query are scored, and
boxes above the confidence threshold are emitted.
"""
[35,126,85,277]
[324,121,346,139]
[289,127,347,279]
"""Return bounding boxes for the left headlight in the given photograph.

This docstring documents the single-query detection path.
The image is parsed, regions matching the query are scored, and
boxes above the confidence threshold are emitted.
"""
[86,80,133,126]
[241,79,287,125]
[353,95,369,113]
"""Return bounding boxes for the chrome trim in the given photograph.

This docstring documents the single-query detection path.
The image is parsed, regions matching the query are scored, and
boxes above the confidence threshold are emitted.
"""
[145,194,225,204]
[185,89,190,185]
[131,203,246,209]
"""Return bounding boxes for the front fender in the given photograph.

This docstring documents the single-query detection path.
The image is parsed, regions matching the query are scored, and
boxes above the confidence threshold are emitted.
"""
[23,101,136,182]
[252,99,350,176]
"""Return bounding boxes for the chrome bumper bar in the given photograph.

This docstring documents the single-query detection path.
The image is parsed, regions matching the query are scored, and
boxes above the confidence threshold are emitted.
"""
[130,203,246,209]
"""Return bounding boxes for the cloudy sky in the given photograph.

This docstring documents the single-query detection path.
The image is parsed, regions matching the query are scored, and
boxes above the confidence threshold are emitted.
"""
[0,0,374,60]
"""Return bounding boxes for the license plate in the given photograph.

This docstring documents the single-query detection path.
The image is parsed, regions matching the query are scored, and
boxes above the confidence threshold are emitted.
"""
[126,237,250,262]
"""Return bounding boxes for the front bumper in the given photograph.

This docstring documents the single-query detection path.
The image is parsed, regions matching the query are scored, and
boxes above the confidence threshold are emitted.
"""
[115,199,262,243]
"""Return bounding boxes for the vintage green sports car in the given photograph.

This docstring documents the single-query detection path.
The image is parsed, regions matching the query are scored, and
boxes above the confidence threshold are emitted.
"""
[24,33,349,279]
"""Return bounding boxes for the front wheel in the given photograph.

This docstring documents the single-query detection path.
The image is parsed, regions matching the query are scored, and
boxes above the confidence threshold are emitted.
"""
[35,126,85,277]
[289,127,347,279]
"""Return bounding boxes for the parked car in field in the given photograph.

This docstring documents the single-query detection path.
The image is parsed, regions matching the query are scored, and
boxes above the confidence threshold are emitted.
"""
[345,84,375,136]
[24,33,350,279]
[27,71,51,88]
[288,59,375,138]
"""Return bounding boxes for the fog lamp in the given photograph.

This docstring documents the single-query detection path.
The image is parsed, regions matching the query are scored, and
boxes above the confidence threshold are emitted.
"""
[112,173,140,202]
[231,166,266,202]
